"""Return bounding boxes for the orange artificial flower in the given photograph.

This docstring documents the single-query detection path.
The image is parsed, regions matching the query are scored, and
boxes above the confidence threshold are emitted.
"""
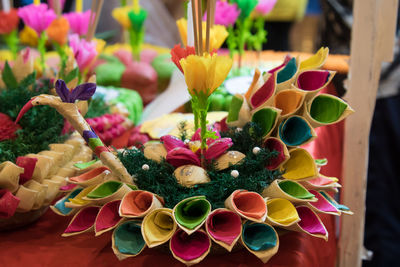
[47,17,70,46]
[0,9,19,35]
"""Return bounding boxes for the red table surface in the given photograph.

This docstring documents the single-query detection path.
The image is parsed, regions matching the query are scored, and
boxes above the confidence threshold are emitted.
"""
[0,86,343,267]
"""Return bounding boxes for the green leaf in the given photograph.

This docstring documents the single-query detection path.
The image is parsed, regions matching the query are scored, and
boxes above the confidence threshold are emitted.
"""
[19,71,37,88]
[64,67,79,84]
[2,61,18,88]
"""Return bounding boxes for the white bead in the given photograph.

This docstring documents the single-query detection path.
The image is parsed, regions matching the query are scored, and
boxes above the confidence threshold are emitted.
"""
[142,164,150,171]
[231,170,239,178]
[184,139,190,145]
[252,147,261,155]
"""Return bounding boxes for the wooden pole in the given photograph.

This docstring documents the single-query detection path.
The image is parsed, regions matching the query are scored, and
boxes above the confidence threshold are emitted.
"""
[338,0,398,266]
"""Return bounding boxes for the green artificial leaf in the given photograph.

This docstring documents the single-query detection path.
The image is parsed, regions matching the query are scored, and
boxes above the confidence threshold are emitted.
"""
[64,67,79,84]
[2,61,18,88]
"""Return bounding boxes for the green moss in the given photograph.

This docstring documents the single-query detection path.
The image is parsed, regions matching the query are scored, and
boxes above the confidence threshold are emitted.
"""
[85,95,111,119]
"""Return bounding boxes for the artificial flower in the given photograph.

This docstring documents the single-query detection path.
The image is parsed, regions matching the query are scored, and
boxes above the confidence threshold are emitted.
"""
[0,9,19,34]
[179,54,232,97]
[0,113,21,141]
[170,44,196,73]
[162,128,232,168]
[18,3,56,35]
[47,17,70,46]
[176,18,228,51]
[112,6,132,29]
[69,34,98,72]
[255,0,277,15]
[127,9,147,32]
[55,79,96,103]
[204,0,240,27]
[231,0,259,20]
[19,26,38,47]
[64,10,92,36]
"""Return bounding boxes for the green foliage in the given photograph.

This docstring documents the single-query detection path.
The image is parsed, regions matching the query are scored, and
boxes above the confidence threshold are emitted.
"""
[85,95,110,119]
[119,122,281,208]
[0,75,67,162]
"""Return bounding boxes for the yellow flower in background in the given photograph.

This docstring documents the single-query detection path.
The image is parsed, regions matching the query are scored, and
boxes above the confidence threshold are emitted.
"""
[176,18,228,51]
[94,38,106,54]
[112,6,132,29]
[20,26,38,47]
[180,54,232,97]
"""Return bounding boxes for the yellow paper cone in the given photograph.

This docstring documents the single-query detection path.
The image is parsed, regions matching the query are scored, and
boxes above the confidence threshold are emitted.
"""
[281,148,319,181]
[141,208,177,248]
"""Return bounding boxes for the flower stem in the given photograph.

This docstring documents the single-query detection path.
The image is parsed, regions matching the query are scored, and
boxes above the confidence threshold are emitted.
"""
[38,32,48,72]
[4,30,18,60]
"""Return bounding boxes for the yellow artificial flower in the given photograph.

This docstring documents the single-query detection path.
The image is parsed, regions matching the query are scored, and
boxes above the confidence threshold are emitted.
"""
[94,38,106,54]
[19,26,38,47]
[176,18,228,51]
[112,6,132,29]
[180,54,232,97]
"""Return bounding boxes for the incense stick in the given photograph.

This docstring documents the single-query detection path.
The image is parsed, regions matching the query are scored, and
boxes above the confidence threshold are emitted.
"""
[205,0,211,53]
[191,0,199,55]
[211,0,215,27]
[86,0,97,41]
[197,0,203,55]
[87,0,104,41]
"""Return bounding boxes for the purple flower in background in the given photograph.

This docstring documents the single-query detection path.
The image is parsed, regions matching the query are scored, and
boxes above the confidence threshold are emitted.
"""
[255,0,277,15]
[69,34,98,71]
[203,0,240,27]
[64,10,93,36]
[18,3,56,35]
[55,79,96,103]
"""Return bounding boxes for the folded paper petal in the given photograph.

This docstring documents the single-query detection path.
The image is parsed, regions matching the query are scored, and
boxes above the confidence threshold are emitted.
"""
[95,200,124,236]
[263,137,289,170]
[296,70,330,92]
[249,72,276,109]
[225,190,267,221]
[262,180,316,203]
[251,107,280,138]
[63,206,100,236]
[274,89,305,117]
[51,188,82,216]
[319,191,353,215]
[215,151,246,171]
[306,190,339,215]
[281,148,318,180]
[299,47,329,71]
[143,141,168,163]
[241,221,279,264]
[65,185,96,208]
[84,181,134,205]
[226,94,251,128]
[265,198,299,227]
[166,147,201,168]
[142,208,177,248]
[170,229,211,266]
[204,138,233,160]
[15,156,38,184]
[277,57,298,89]
[205,208,242,251]
[173,196,211,234]
[0,161,24,193]
[174,165,210,187]
[191,127,221,144]
[0,189,20,219]
[268,55,292,74]
[286,206,328,240]
[278,116,316,147]
[119,190,163,218]
[160,135,186,152]
[68,166,111,187]
[112,221,146,260]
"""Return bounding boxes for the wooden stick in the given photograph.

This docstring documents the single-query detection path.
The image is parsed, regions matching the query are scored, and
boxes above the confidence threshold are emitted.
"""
[191,0,199,55]
[87,0,104,41]
[54,0,61,17]
[86,0,97,41]
[205,0,211,53]
[197,0,203,55]
[211,0,215,27]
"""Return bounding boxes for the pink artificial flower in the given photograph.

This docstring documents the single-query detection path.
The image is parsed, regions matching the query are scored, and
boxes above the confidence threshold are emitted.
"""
[255,0,277,15]
[162,128,233,168]
[64,10,93,36]
[69,34,97,71]
[203,0,240,27]
[18,3,56,35]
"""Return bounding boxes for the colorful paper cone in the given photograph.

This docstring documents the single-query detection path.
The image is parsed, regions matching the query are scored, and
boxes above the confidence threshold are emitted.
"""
[263,137,290,170]
[265,198,300,227]
[205,208,242,251]
[84,181,134,205]
[276,57,298,91]
[241,221,279,264]
[227,94,251,128]
[249,72,276,109]
[112,221,146,260]
[281,148,319,181]
[67,166,111,187]
[95,200,125,236]
[62,206,100,237]
[51,187,82,216]
[142,208,177,248]
[173,196,211,235]
[286,205,328,240]
[262,179,316,203]
[0,161,24,193]
[119,190,163,218]
[225,190,267,222]
[251,107,281,138]
[278,116,316,147]
[319,191,353,215]
[64,185,96,208]
[273,89,305,119]
[170,229,211,266]
[294,70,335,101]
[306,190,340,215]
[299,47,329,71]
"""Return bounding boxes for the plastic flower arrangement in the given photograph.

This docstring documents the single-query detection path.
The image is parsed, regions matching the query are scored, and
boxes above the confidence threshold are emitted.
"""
[0,8,19,59]
[64,10,93,37]
[69,34,98,82]
[203,0,240,27]
[18,3,56,71]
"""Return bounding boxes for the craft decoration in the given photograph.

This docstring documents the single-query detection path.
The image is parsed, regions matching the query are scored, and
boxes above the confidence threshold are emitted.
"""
[281,148,318,181]
[0,161,24,193]
[251,106,281,138]
[241,220,279,263]
[23,179,48,209]
[294,70,335,100]
[214,150,245,171]
[274,89,305,118]
[278,116,316,147]
[319,191,353,215]
[276,57,299,90]
[265,198,300,227]
[205,208,242,251]
[14,185,38,212]
[170,229,211,266]
[51,187,82,216]
[299,47,329,71]
[63,206,100,236]
[306,190,340,215]
[64,185,96,208]
[204,0,240,27]
[112,220,146,260]
[173,165,211,187]
[67,166,111,187]
[286,205,328,240]
[249,72,276,109]
[173,196,211,235]
[84,180,134,204]
[93,200,124,236]
[119,190,163,218]
[69,34,98,81]
[262,179,316,203]
[141,208,177,248]
[225,190,267,222]
[263,137,289,170]
[143,142,167,163]
[64,10,92,36]
[301,174,341,192]
[0,189,20,219]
